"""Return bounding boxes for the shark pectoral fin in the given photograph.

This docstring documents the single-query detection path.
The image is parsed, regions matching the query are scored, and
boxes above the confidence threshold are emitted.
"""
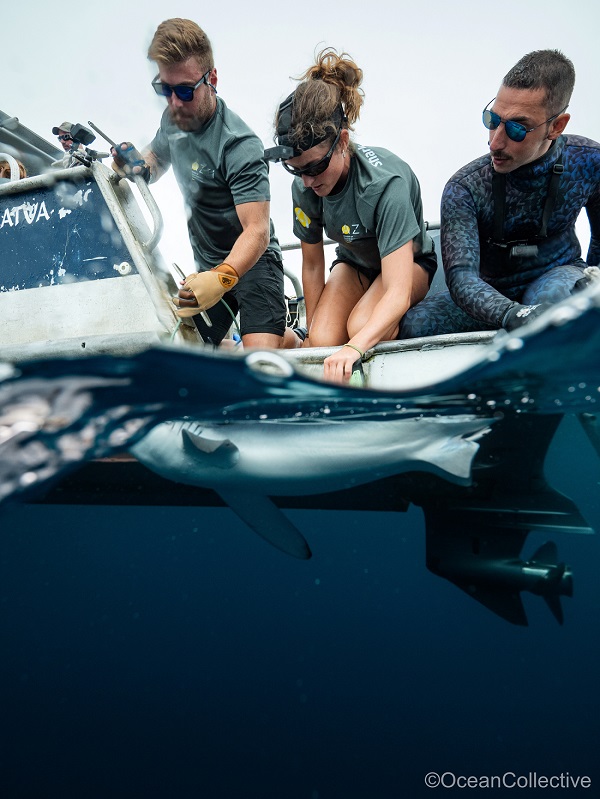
[218,490,312,560]
[181,428,239,469]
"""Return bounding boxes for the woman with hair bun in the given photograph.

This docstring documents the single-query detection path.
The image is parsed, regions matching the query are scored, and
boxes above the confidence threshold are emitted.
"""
[272,48,436,383]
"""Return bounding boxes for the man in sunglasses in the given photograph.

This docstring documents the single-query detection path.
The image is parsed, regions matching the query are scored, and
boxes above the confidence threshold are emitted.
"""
[401,49,600,339]
[52,121,85,168]
[111,18,298,349]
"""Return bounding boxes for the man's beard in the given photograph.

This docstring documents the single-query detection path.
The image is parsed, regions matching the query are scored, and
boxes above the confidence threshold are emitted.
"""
[169,100,212,132]
[170,111,202,132]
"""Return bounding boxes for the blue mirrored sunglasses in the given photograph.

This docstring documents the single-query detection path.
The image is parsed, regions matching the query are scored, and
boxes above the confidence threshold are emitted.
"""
[482,98,567,143]
[152,70,212,102]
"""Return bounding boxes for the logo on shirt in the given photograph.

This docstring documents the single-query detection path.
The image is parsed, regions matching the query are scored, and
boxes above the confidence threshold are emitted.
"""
[342,223,361,242]
[191,161,215,182]
[295,207,311,229]
[356,145,382,168]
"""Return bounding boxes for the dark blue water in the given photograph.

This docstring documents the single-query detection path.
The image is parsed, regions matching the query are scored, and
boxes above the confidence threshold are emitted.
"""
[0,412,598,799]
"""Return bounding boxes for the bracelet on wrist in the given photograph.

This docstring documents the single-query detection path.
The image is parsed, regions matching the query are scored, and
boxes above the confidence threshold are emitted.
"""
[343,343,365,358]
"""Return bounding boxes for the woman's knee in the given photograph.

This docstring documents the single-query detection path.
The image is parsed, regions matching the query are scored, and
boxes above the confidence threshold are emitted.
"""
[308,321,348,347]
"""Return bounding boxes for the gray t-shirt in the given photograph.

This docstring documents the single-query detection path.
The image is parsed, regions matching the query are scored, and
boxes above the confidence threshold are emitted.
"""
[151,96,281,269]
[292,145,432,271]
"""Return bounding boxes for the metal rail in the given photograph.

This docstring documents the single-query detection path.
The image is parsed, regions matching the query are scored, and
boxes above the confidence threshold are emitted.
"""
[132,174,163,251]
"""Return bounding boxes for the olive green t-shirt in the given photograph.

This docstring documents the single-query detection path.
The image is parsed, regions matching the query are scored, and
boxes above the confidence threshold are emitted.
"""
[151,97,281,270]
[291,145,432,271]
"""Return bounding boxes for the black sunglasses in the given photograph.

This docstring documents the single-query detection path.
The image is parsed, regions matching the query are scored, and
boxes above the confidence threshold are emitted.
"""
[282,128,342,178]
[482,98,568,143]
[151,70,212,102]
[57,134,72,142]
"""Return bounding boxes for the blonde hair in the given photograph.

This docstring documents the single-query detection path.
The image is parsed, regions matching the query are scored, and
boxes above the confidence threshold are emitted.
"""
[282,48,364,152]
[148,18,213,71]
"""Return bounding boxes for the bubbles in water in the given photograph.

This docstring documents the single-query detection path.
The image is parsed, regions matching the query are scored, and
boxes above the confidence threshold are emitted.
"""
[19,471,37,486]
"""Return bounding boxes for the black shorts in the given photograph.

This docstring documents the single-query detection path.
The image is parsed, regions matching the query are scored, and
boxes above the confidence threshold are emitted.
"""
[193,253,287,345]
[330,242,438,287]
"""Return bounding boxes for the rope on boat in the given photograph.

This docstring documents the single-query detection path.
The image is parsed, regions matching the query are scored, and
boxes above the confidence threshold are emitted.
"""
[169,319,182,342]
[218,298,242,343]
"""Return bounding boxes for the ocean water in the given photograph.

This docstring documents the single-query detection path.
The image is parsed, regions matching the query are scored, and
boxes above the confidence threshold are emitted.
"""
[1,298,600,798]
[0,416,598,799]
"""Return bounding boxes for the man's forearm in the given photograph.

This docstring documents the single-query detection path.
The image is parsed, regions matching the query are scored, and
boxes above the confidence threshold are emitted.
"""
[141,148,167,183]
[446,265,513,326]
[223,222,269,278]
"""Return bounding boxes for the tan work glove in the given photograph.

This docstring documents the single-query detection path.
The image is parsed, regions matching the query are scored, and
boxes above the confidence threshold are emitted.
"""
[173,264,239,317]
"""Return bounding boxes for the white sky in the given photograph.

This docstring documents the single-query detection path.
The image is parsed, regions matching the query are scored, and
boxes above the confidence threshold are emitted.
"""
[3,0,599,276]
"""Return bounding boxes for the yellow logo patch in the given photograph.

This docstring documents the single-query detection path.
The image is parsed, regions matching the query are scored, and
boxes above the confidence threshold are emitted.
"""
[294,207,311,229]
[341,225,350,235]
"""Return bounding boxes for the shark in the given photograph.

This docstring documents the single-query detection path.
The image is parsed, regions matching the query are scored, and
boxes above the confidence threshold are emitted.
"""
[131,414,492,559]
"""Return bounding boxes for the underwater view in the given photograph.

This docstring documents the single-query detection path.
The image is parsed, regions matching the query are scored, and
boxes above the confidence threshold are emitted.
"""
[1,331,599,798]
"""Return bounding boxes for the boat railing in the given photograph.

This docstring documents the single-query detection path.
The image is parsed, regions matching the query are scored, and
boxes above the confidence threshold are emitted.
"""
[91,163,178,332]
[132,174,163,252]
[0,161,201,360]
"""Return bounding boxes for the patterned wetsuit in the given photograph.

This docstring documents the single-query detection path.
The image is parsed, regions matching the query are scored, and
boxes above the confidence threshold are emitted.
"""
[401,134,600,337]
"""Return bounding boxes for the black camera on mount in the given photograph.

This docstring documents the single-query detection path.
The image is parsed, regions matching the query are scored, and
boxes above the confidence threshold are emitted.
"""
[69,123,96,148]
[263,145,295,163]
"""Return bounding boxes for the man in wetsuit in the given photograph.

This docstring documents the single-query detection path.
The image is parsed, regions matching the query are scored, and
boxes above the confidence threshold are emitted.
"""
[111,18,299,349]
[400,49,600,338]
